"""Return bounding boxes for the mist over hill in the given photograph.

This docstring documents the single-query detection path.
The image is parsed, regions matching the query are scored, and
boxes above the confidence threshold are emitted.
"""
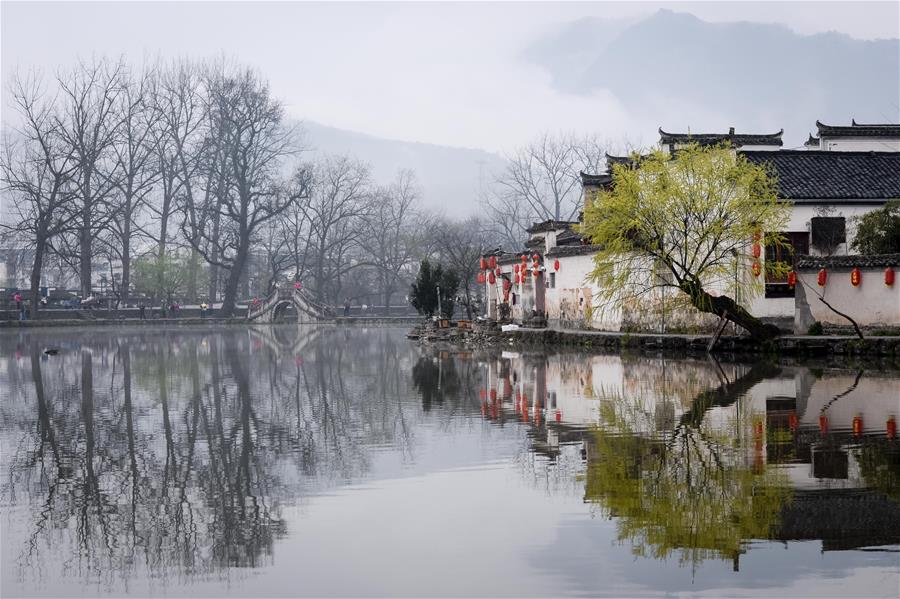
[302,121,507,218]
[524,10,900,147]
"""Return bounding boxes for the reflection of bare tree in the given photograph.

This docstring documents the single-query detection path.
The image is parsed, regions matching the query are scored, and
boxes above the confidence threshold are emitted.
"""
[0,328,427,590]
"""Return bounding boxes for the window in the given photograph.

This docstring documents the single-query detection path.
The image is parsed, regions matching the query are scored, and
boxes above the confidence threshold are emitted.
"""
[549,272,556,289]
[765,231,809,298]
[810,217,846,254]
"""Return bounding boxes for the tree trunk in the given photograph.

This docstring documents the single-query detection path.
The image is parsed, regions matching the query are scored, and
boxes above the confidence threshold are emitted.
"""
[29,238,45,319]
[680,279,780,341]
[186,246,199,304]
[121,220,131,305]
[80,210,92,298]
[220,244,248,317]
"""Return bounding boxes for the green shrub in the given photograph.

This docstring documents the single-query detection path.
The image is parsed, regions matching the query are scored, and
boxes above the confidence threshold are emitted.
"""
[807,321,824,336]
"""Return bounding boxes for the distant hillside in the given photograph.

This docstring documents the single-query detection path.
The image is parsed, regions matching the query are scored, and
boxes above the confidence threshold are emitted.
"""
[302,121,507,217]
[524,10,900,147]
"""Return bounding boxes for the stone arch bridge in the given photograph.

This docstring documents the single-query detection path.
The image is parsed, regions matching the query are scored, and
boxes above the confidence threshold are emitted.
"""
[247,286,334,323]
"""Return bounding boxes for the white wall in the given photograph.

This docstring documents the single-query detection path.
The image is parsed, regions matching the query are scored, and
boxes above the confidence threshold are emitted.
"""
[821,138,900,152]
[796,266,900,328]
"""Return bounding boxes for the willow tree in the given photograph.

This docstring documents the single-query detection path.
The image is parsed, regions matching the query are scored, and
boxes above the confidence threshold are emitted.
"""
[582,144,791,340]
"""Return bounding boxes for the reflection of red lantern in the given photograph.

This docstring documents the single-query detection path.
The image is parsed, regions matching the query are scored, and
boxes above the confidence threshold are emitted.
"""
[479,389,486,400]
[789,413,798,431]
[754,421,763,439]
[787,271,797,288]
[489,389,497,402]
[555,410,561,423]
[886,267,896,287]
[479,257,487,270]
[503,278,511,291]
[513,263,519,274]
[888,417,896,440]
[819,414,828,434]
[850,267,861,287]
[751,243,761,258]
[554,258,560,271]
[818,269,827,287]
[489,255,496,269]
[488,272,496,285]
[852,415,863,437]
[751,261,761,277]
[533,267,540,277]
[477,273,485,284]
[495,267,501,277]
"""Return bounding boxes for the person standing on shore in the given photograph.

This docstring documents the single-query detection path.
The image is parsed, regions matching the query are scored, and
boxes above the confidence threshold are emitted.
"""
[14,292,25,320]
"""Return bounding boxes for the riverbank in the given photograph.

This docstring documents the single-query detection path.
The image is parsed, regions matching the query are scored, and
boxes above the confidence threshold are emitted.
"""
[414,322,900,358]
[0,315,422,329]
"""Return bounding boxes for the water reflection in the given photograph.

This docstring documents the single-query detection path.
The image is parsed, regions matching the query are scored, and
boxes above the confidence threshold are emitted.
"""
[475,350,900,568]
[1,327,898,596]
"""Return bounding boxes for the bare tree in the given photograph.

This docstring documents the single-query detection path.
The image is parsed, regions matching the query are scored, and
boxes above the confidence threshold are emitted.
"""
[489,132,605,236]
[54,58,125,298]
[434,216,491,319]
[363,169,428,313]
[303,155,371,303]
[105,66,159,305]
[1,73,78,316]
[188,67,300,316]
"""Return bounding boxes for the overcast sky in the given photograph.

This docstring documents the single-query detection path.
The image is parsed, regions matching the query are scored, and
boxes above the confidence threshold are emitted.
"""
[2,1,898,153]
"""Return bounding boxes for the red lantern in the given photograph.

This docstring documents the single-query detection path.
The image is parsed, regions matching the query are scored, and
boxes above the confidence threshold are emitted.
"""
[887,417,896,440]
[533,267,540,277]
[886,267,896,287]
[554,258,560,271]
[495,267,501,277]
[477,272,484,284]
[789,413,798,431]
[479,257,487,270]
[513,263,519,274]
[532,254,540,261]
[787,271,797,288]
[503,278,511,291]
[753,230,761,243]
[488,272,496,285]
[852,415,863,437]
[489,255,496,269]
[850,267,861,287]
[817,268,827,287]
[520,254,527,264]
[819,414,828,434]
[751,243,761,258]
[751,261,761,277]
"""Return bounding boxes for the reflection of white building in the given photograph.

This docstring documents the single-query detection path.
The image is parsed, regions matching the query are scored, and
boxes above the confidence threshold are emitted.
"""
[482,351,898,491]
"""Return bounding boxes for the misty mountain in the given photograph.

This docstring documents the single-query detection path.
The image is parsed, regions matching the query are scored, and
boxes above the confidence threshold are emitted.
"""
[524,10,900,147]
[302,121,507,217]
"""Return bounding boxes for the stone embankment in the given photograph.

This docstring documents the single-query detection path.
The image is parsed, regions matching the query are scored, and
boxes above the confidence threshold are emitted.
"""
[411,321,900,357]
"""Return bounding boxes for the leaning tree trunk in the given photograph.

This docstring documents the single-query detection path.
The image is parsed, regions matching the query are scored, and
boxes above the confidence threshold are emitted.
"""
[680,279,780,341]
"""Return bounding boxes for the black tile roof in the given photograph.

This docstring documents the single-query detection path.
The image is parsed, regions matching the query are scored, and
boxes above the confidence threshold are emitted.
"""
[546,244,601,258]
[741,151,900,202]
[526,219,579,234]
[659,127,784,147]
[795,254,900,269]
[804,134,820,147]
[580,171,612,187]
[816,120,900,138]
[555,229,586,246]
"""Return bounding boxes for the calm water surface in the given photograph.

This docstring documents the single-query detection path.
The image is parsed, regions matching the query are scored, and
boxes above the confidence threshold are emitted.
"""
[1,325,898,597]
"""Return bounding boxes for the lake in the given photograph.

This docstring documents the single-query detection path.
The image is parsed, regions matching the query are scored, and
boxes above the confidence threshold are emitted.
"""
[1,325,898,597]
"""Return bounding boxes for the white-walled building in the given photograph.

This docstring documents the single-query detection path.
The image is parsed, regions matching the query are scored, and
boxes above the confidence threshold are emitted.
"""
[482,120,900,332]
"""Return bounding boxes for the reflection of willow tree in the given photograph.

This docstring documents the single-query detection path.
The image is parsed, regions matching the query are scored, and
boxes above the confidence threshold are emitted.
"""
[584,362,790,567]
[412,356,461,412]
[856,443,900,503]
